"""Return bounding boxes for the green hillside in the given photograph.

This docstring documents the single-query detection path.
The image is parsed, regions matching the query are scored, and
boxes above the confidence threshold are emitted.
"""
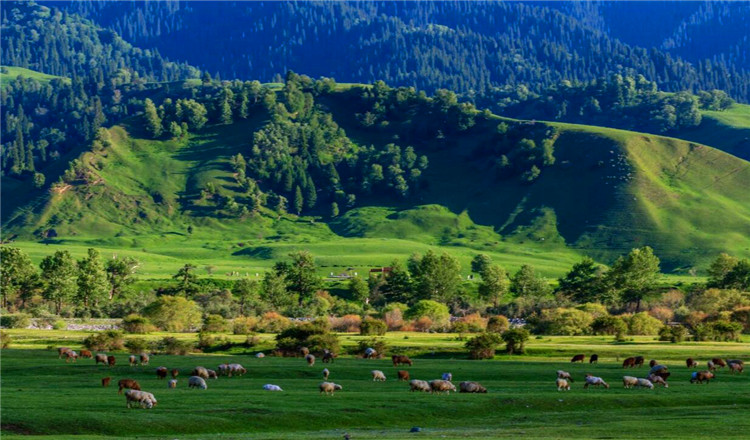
[0,65,68,88]
[3,83,750,275]
[680,103,750,161]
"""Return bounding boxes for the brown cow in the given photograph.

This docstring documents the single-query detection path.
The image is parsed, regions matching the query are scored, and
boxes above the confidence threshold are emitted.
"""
[690,371,715,384]
[107,355,116,367]
[57,347,72,358]
[95,354,108,365]
[102,377,111,387]
[729,362,744,374]
[80,350,93,359]
[392,355,413,367]
[634,356,645,367]
[589,354,598,364]
[397,370,410,381]
[622,357,636,368]
[571,354,585,363]
[156,367,168,379]
[140,353,150,365]
[171,368,179,378]
[118,379,141,394]
[64,351,78,363]
[712,358,727,368]
[686,358,698,368]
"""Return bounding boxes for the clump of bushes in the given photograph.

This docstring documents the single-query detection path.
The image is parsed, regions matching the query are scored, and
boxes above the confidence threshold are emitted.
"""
[275,318,339,356]
[355,337,388,358]
[533,308,594,335]
[121,314,155,334]
[202,314,229,332]
[125,337,150,354]
[486,315,510,333]
[0,313,31,329]
[405,300,450,331]
[501,328,530,354]
[257,312,291,333]
[452,313,487,333]
[465,332,502,359]
[233,316,258,335]
[382,303,407,330]
[624,312,663,335]
[53,320,67,330]
[158,336,194,355]
[83,330,125,351]
[0,331,11,349]
[329,314,362,332]
[143,296,202,332]
[360,317,387,336]
[659,324,688,343]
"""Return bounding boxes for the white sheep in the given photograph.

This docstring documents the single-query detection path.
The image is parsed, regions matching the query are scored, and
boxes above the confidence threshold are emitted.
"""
[188,376,208,390]
[371,370,386,381]
[441,372,452,381]
[409,379,431,392]
[636,378,654,389]
[306,354,316,367]
[647,374,668,388]
[622,376,639,389]
[584,375,609,389]
[323,368,330,380]
[263,384,283,391]
[319,382,342,395]
[227,363,247,376]
[217,364,229,376]
[556,370,573,382]
[168,380,177,389]
[429,379,456,394]
[125,389,157,409]
[256,352,265,358]
[129,355,137,366]
[556,378,570,391]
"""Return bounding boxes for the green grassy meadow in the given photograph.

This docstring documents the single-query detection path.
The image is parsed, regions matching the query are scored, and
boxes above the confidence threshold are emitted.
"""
[1,331,749,439]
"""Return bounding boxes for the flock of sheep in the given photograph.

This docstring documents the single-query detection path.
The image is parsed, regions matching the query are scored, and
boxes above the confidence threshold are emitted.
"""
[56,347,744,410]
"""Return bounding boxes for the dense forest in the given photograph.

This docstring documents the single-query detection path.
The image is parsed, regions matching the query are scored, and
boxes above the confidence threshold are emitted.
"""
[44,0,750,102]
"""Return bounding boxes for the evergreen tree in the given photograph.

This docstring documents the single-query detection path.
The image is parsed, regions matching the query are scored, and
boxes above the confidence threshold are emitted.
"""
[76,248,110,309]
[294,185,304,215]
[40,250,78,314]
[143,98,163,138]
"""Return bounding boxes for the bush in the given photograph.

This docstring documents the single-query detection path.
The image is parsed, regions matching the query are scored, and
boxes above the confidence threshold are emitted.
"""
[465,332,502,359]
[258,312,291,333]
[412,316,434,332]
[125,337,150,354]
[0,313,31,329]
[307,333,340,354]
[382,303,407,330]
[356,337,387,357]
[591,315,628,336]
[143,296,202,332]
[245,333,261,347]
[649,306,674,323]
[360,317,387,336]
[275,319,338,356]
[486,315,510,333]
[121,314,155,334]
[233,316,258,335]
[0,331,11,349]
[692,323,714,341]
[535,308,594,335]
[711,320,742,342]
[453,313,487,333]
[405,300,450,330]
[52,320,68,330]
[83,330,125,351]
[502,328,530,354]
[625,312,663,335]
[576,303,609,318]
[158,337,194,355]
[730,306,750,333]
[329,314,362,332]
[659,325,688,343]
[202,314,229,332]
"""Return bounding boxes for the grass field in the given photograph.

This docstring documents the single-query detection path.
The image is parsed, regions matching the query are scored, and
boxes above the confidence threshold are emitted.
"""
[0,66,68,88]
[1,331,749,439]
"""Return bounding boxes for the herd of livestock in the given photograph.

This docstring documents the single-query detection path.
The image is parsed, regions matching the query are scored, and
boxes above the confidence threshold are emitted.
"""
[56,347,745,409]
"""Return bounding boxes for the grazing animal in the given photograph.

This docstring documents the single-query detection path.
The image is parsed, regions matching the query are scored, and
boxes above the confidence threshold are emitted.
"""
[107,355,116,367]
[392,355,413,367]
[156,367,168,379]
[207,369,218,379]
[118,379,141,394]
[263,384,283,391]
[64,350,78,363]
[557,370,574,382]
[319,382,342,395]
[727,359,744,367]
[129,355,137,367]
[58,347,72,358]
[80,350,93,359]
[171,368,179,378]
[589,354,599,364]
[441,372,453,381]
[363,347,377,359]
[636,378,654,389]
[125,389,156,409]
[256,352,266,358]
[570,354,585,363]
[102,377,111,387]
[584,374,609,389]
[729,363,744,374]
[95,354,108,365]
[227,363,246,377]
[300,347,310,357]
[649,359,657,368]
[648,374,668,388]
[322,351,335,363]
[429,379,456,394]
[323,368,330,380]
[306,354,316,367]
[371,370,386,381]
[686,358,698,368]
[556,378,570,391]
[397,370,410,381]
[707,361,716,372]
[191,366,209,379]
[622,357,637,368]
[634,356,645,367]
[459,381,487,393]
[409,379,431,392]
[168,380,177,388]
[140,354,150,365]
[690,371,715,384]
[188,376,208,390]
[622,376,639,389]
[217,364,229,376]
[712,358,727,368]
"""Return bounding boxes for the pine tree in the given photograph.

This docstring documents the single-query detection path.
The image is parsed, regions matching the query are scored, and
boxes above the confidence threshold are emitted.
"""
[294,185,304,215]
[143,98,163,138]
[76,248,110,309]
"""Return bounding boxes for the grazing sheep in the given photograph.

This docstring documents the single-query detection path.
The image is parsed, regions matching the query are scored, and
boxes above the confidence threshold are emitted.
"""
[622,357,636,368]
[140,354,150,366]
[392,355,413,367]
[690,371,715,384]
[300,347,310,357]
[707,360,716,371]
[322,351,335,363]
[570,354,585,363]
[429,379,456,394]
[441,372,453,381]
[263,384,283,391]
[409,379,431,392]
[711,358,727,368]
[557,370,574,382]
[556,378,570,391]
[107,355,116,367]
[64,350,78,363]
[634,356,645,367]
[729,362,744,374]
[256,352,265,358]
[58,347,72,358]
[397,370,410,381]
[648,374,668,388]
[80,349,93,359]
[686,358,698,368]
[584,374,609,389]
[371,370,386,381]
[188,376,208,390]
[129,355,137,367]
[102,377,111,387]
[171,368,179,379]
[156,367,168,379]
[727,359,744,367]
[589,354,599,364]
[191,366,209,380]
[636,378,654,389]
[217,364,229,376]
[363,347,377,359]
[306,354,316,367]
[319,382,342,395]
[649,359,657,368]
[118,379,141,394]
[95,354,108,365]
[622,376,639,389]
[207,369,218,379]
[227,363,246,377]
[323,368,330,380]
[168,380,177,388]
[459,381,487,393]
[125,389,156,409]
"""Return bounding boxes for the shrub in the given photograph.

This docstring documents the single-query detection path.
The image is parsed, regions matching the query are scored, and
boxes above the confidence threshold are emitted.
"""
[158,336,194,355]
[0,331,11,349]
[83,330,125,351]
[730,306,750,333]
[143,296,202,332]
[711,320,742,342]
[258,312,291,333]
[535,308,594,335]
[659,325,688,343]
[307,333,340,354]
[465,332,502,359]
[591,315,628,336]
[356,337,387,357]
[413,316,434,332]
[692,323,714,341]
[360,317,387,336]
[121,314,155,334]
[329,314,362,332]
[232,316,258,335]
[625,312,663,335]
[0,313,31,329]
[245,333,261,347]
[382,303,408,330]
[52,320,68,330]
[486,315,510,333]
[405,300,450,330]
[649,306,674,323]
[576,303,609,318]
[453,313,487,332]
[202,314,229,332]
[125,337,150,354]
[275,319,338,356]
[502,328,530,354]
